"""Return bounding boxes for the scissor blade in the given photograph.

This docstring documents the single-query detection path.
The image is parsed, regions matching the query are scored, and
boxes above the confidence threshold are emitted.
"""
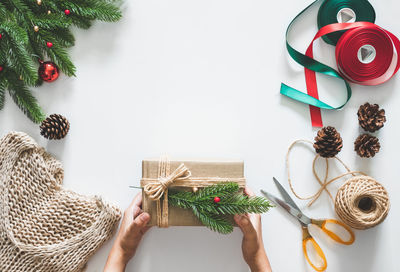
[261,190,311,226]
[273,177,301,212]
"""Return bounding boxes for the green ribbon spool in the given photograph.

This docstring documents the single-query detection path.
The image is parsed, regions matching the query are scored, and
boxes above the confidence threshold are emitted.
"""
[318,0,376,45]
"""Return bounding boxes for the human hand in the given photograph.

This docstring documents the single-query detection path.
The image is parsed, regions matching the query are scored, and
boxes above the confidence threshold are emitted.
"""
[234,187,272,272]
[104,193,151,272]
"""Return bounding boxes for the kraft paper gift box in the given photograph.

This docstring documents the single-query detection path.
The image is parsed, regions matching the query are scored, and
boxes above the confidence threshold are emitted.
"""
[141,158,246,226]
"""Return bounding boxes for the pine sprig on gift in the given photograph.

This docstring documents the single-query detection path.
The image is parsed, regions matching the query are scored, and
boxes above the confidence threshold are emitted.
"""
[0,0,121,123]
[168,183,273,234]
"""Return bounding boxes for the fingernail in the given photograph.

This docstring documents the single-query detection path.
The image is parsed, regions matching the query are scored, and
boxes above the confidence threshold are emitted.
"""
[140,213,150,221]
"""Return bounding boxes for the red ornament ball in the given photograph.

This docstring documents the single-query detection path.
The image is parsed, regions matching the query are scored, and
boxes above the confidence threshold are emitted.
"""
[0,33,2,39]
[38,61,59,82]
[213,197,221,203]
[64,9,70,15]
[46,42,53,48]
[0,66,3,72]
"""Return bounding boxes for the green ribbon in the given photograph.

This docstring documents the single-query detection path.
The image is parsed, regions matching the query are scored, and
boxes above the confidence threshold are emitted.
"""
[318,0,375,45]
[280,0,352,111]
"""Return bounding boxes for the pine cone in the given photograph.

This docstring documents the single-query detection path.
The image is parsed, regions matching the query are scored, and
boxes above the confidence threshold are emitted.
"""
[354,134,380,158]
[357,102,386,132]
[313,126,343,158]
[40,114,70,140]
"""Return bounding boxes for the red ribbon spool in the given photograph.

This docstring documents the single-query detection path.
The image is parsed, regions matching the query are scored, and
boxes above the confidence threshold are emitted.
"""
[304,22,400,127]
[336,25,400,85]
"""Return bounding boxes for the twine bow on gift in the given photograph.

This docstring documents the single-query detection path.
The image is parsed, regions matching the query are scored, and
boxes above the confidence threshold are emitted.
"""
[142,157,192,228]
[143,163,192,200]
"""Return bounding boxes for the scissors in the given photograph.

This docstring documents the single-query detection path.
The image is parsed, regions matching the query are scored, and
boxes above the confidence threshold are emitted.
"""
[261,178,355,271]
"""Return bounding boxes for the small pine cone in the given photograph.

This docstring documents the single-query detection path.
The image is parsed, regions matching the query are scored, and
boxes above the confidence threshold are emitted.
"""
[313,126,343,158]
[354,134,380,158]
[40,114,70,140]
[357,102,386,132]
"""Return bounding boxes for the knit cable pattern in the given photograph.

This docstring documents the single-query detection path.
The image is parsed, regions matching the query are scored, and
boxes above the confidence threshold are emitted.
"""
[0,132,121,272]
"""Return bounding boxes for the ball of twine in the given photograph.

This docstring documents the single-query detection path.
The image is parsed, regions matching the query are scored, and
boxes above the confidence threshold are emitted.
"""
[335,176,390,230]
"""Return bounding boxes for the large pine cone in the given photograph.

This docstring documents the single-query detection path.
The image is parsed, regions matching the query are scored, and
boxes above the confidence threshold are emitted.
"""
[40,114,70,140]
[354,134,380,158]
[313,126,343,158]
[357,103,386,132]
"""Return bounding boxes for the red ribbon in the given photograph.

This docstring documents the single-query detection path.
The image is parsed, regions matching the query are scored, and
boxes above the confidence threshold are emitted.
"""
[305,22,400,127]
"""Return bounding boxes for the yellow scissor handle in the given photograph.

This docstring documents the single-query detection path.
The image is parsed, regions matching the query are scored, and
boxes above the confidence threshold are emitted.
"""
[302,226,327,272]
[312,219,355,245]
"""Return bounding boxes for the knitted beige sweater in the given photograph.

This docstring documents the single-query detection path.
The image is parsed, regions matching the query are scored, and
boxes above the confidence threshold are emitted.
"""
[0,132,121,272]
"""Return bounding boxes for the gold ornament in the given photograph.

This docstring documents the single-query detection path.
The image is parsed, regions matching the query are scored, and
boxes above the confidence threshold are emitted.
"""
[47,10,51,15]
[192,187,199,193]
[34,26,39,32]
[37,0,42,5]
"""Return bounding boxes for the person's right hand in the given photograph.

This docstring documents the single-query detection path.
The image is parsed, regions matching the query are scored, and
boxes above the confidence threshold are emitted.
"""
[234,187,272,272]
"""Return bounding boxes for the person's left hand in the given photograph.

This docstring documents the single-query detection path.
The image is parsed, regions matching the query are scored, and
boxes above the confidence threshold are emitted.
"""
[104,193,151,272]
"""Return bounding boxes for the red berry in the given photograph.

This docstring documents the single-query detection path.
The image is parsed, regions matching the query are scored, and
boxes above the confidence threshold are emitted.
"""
[0,66,3,72]
[213,197,221,203]
[46,42,53,48]
[0,34,2,39]
[64,9,70,15]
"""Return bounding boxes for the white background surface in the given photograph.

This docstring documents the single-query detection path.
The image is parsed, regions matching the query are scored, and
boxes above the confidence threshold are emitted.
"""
[1,0,399,271]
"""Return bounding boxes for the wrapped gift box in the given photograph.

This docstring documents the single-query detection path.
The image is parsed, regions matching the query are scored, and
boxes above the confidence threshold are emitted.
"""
[141,159,246,226]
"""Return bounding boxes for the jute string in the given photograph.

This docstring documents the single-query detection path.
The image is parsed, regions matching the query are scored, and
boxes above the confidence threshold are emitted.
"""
[141,156,246,227]
[286,140,389,229]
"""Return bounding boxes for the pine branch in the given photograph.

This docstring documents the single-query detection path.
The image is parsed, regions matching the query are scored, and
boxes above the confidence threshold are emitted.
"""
[5,70,45,123]
[26,32,45,61]
[0,0,121,122]
[0,79,6,110]
[62,0,122,22]
[216,194,273,215]
[0,37,6,64]
[1,22,38,86]
[0,3,7,19]
[8,0,31,15]
[197,182,239,199]
[33,14,73,29]
[47,28,75,47]
[69,15,92,29]
[46,44,76,77]
[192,206,233,234]
[169,183,272,234]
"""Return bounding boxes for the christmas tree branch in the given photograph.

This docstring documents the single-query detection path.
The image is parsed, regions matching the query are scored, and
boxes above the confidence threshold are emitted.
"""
[45,28,75,47]
[46,44,76,76]
[0,79,6,110]
[0,0,121,122]
[1,22,38,86]
[192,206,233,234]
[33,14,73,29]
[169,183,272,234]
[0,3,7,19]
[5,69,45,123]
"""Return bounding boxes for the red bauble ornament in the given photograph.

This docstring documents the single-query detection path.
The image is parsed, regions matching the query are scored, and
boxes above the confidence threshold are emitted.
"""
[0,66,3,72]
[0,34,2,39]
[213,197,221,203]
[46,42,53,48]
[38,61,59,82]
[64,9,71,15]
